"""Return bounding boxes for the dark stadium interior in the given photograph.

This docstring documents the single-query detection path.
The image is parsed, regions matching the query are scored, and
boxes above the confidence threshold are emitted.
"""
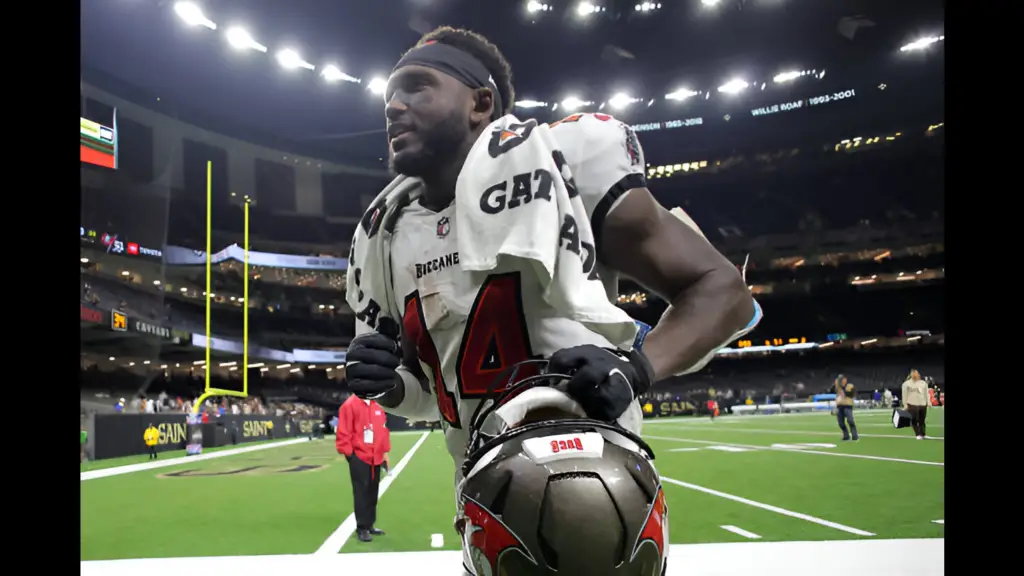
[80,0,943,421]
[79,3,947,572]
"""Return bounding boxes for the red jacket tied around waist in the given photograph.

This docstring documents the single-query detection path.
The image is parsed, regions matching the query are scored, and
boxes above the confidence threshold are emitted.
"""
[336,395,391,466]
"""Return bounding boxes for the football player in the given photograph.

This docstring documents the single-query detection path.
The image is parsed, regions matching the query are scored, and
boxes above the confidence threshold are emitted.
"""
[345,26,758,574]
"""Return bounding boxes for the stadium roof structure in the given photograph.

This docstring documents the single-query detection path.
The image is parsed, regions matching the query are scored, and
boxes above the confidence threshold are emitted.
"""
[82,0,943,159]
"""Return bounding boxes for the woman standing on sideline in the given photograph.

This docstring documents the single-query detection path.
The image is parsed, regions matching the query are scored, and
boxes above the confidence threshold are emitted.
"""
[902,370,930,439]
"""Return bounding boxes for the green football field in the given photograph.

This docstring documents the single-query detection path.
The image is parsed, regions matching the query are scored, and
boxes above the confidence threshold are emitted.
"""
[80,409,944,571]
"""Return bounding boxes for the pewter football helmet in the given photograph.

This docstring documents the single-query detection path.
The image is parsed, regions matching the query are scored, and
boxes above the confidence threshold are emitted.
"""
[459,360,668,576]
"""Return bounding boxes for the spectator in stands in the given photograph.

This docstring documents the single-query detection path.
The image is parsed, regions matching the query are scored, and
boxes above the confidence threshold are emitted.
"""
[833,375,859,441]
[336,394,391,543]
[902,370,930,439]
[925,376,941,407]
[143,423,159,460]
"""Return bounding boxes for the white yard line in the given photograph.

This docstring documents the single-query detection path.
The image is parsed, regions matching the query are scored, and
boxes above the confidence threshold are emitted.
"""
[847,423,944,429]
[314,432,431,555]
[654,425,943,440]
[643,409,894,425]
[646,435,943,467]
[720,525,762,539]
[661,476,875,536]
[80,439,307,481]
[932,519,944,525]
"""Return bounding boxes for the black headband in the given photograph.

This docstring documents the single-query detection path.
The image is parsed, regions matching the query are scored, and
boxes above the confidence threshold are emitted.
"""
[393,41,503,120]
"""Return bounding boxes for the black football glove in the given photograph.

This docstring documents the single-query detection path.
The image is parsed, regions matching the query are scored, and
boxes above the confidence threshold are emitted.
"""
[345,331,401,400]
[548,345,655,422]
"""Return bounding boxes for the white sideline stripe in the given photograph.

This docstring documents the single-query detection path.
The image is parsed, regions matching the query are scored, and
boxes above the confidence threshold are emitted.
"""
[80,439,307,481]
[657,425,944,441]
[662,476,875,536]
[721,525,762,539]
[314,432,430,555]
[80,539,944,576]
[844,423,944,429]
[646,435,944,467]
[668,447,702,452]
[932,519,944,524]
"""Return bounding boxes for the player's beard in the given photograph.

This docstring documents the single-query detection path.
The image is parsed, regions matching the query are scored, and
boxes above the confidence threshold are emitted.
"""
[389,108,468,178]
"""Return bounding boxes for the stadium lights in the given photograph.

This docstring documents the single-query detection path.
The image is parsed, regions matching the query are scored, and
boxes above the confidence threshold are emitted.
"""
[174,1,217,30]
[526,1,553,13]
[367,76,387,95]
[718,78,749,95]
[225,26,267,52]
[608,92,639,110]
[80,257,89,263]
[516,100,549,108]
[635,2,662,11]
[276,48,315,71]
[321,64,360,83]
[665,88,699,102]
[773,70,804,83]
[577,2,607,17]
[560,96,592,111]
[700,0,721,6]
[900,35,944,52]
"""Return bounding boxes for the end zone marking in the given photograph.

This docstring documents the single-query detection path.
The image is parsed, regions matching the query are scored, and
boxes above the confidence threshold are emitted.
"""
[662,476,875,536]
[721,525,761,539]
[80,438,307,481]
[314,432,430,555]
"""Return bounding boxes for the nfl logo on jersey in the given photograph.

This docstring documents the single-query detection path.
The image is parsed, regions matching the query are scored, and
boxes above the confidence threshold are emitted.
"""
[436,216,451,238]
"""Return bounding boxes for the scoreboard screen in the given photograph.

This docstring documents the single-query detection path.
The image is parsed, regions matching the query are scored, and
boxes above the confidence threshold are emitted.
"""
[80,109,117,169]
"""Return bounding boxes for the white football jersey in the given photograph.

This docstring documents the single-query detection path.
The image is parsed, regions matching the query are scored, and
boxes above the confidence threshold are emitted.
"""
[375,112,648,467]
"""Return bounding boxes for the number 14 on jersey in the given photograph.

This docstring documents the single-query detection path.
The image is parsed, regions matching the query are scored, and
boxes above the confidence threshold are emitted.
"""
[402,273,539,428]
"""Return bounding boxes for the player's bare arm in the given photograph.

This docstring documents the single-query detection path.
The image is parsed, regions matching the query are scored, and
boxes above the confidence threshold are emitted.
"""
[599,187,755,381]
